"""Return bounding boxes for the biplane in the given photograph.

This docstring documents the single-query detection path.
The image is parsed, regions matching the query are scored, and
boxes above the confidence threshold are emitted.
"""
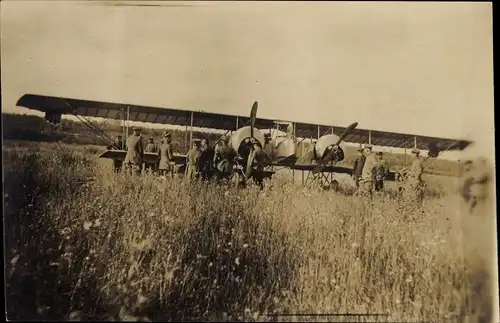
[16,93,473,188]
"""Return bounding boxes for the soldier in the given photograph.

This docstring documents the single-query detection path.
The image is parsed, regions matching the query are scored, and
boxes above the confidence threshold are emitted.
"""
[144,137,157,153]
[407,148,424,207]
[144,137,159,172]
[107,135,125,173]
[352,147,366,188]
[198,138,215,182]
[460,158,493,214]
[358,145,377,199]
[157,132,174,177]
[124,127,144,176]
[186,140,202,182]
[373,151,389,192]
[248,138,272,190]
[213,135,237,184]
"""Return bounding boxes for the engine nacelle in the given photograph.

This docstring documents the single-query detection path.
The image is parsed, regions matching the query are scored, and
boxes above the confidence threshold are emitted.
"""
[265,136,297,161]
[230,126,266,156]
[314,134,347,162]
[45,112,62,124]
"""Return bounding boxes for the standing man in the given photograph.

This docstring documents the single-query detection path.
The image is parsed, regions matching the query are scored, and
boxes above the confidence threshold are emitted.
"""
[107,135,125,173]
[352,147,366,188]
[374,152,390,192]
[157,132,174,177]
[124,127,144,176]
[460,158,493,214]
[247,138,271,190]
[407,148,424,207]
[198,138,215,183]
[144,137,157,153]
[358,145,377,199]
[213,135,237,184]
[144,137,158,173]
[186,140,201,182]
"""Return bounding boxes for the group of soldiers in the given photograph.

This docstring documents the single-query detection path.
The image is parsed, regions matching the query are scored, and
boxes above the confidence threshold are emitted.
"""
[107,127,239,184]
[107,128,493,213]
[351,144,424,203]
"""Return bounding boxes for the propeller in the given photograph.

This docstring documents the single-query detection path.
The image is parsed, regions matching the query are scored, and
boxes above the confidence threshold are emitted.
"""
[250,101,258,141]
[244,101,273,180]
[312,122,358,175]
[245,101,260,178]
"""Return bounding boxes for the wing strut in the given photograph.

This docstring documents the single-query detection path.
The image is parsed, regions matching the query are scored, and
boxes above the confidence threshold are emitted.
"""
[73,114,116,145]
[62,100,116,145]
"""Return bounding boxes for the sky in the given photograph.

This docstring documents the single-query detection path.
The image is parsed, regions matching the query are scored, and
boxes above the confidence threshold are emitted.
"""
[0,1,494,161]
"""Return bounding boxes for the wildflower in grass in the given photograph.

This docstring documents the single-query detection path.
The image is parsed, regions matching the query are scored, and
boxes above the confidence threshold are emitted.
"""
[83,221,93,230]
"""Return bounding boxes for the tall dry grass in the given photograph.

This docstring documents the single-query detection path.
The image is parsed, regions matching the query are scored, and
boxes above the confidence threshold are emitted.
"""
[3,141,497,322]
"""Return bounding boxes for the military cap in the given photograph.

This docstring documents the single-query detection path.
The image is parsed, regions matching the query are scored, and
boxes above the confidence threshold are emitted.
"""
[357,147,364,152]
[133,126,141,131]
[376,151,383,156]
[411,148,420,154]
[364,144,373,150]
[250,137,259,144]
[149,137,154,141]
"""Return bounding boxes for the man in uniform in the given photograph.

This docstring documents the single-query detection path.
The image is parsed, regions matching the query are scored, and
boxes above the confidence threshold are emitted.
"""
[460,158,493,214]
[198,138,215,182]
[213,135,237,184]
[248,138,272,190]
[144,137,157,153]
[407,148,424,207]
[124,127,144,176]
[373,151,390,192]
[359,145,377,199]
[157,132,174,177]
[352,147,366,188]
[107,135,125,173]
[186,140,202,182]
[142,137,158,173]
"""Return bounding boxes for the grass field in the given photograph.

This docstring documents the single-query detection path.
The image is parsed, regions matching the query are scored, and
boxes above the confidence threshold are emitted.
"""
[3,140,497,322]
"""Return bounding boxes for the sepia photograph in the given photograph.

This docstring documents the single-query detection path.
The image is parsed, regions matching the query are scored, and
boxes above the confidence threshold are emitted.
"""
[1,1,497,322]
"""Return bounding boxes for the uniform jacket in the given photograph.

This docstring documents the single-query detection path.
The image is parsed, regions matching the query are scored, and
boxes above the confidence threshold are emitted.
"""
[361,152,377,182]
[353,155,366,176]
[198,146,215,173]
[144,142,158,153]
[214,145,237,173]
[374,159,390,181]
[124,135,144,165]
[186,148,202,180]
[408,157,423,186]
[157,142,173,170]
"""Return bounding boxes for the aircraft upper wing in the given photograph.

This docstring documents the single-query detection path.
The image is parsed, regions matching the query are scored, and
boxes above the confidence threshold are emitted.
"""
[16,93,473,151]
[292,122,473,151]
[16,94,277,131]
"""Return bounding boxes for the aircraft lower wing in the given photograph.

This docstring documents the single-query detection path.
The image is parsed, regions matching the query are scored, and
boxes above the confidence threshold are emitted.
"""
[270,163,459,181]
[100,150,186,165]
